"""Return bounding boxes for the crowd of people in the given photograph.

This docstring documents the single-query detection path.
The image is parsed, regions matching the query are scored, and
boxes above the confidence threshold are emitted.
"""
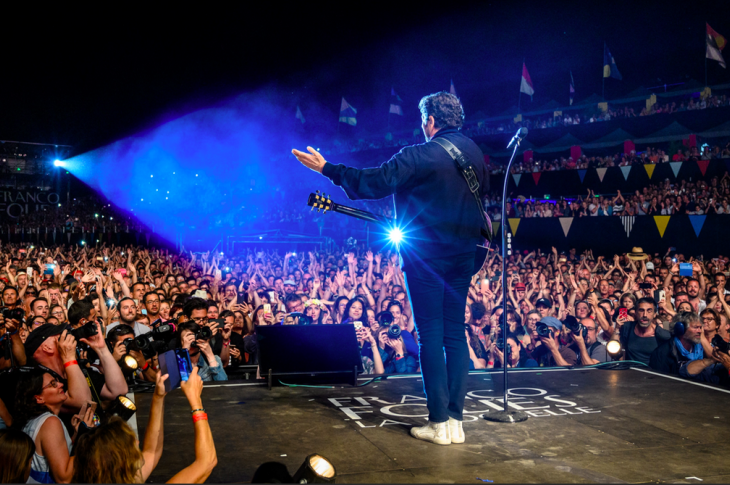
[0,236,728,479]
[493,170,730,218]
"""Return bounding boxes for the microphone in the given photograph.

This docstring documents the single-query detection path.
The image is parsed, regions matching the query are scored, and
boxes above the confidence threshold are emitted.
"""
[506,127,528,149]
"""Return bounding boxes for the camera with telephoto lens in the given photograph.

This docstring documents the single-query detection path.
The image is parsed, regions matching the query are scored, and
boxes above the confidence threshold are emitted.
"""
[563,316,587,339]
[288,312,312,325]
[495,337,512,356]
[133,324,178,359]
[535,321,553,338]
[387,324,401,339]
[190,324,213,347]
[71,321,98,341]
[1,308,25,323]
[712,334,730,354]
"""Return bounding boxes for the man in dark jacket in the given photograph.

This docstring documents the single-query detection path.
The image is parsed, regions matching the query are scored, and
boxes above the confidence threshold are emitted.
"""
[649,312,704,375]
[293,92,487,446]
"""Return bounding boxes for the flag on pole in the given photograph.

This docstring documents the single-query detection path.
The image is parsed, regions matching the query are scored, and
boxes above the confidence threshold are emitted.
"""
[603,44,622,80]
[450,79,457,96]
[295,105,305,124]
[569,71,575,105]
[520,63,534,99]
[706,22,726,68]
[339,97,357,126]
[389,87,403,115]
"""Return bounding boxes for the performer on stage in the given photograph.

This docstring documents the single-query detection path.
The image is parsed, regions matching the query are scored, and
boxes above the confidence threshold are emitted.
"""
[292,92,488,445]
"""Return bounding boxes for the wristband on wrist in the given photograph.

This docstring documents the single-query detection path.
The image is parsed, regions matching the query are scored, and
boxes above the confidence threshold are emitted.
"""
[64,360,78,369]
[488,361,495,365]
[191,408,206,414]
[192,412,208,423]
[141,362,150,371]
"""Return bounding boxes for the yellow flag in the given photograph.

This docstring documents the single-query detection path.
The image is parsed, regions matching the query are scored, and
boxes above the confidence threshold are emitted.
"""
[644,164,656,179]
[508,218,521,236]
[654,216,670,237]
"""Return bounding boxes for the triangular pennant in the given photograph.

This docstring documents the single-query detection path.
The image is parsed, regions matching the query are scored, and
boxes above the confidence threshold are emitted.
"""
[653,215,670,238]
[508,218,521,236]
[670,162,682,178]
[596,167,607,182]
[689,215,706,237]
[559,217,574,237]
[644,164,656,179]
[578,169,587,183]
[532,172,541,185]
[620,216,635,237]
[697,159,710,176]
[620,165,631,180]
[492,222,500,237]
[512,174,522,186]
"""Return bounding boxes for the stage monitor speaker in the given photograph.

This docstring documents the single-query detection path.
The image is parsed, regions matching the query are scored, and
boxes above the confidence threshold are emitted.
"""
[257,325,364,389]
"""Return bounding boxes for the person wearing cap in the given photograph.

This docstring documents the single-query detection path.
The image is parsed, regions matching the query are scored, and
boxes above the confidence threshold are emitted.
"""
[530,316,578,367]
[535,298,552,318]
[23,324,93,411]
[282,280,297,296]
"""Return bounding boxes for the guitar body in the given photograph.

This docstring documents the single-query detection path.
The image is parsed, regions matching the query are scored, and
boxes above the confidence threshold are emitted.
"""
[307,191,491,276]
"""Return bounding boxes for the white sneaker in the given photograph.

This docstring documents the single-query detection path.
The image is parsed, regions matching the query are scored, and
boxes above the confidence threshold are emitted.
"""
[410,420,451,445]
[448,417,464,444]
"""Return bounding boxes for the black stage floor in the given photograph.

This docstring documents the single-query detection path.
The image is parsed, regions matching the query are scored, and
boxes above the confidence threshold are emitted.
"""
[134,367,730,483]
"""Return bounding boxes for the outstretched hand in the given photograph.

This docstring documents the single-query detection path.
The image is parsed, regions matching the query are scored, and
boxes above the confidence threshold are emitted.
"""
[292,147,328,173]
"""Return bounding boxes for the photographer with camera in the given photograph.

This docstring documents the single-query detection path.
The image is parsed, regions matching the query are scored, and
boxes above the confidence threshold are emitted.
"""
[178,321,228,381]
[107,324,158,381]
[219,310,244,369]
[568,317,609,365]
[0,311,27,370]
[374,325,418,374]
[530,316,578,367]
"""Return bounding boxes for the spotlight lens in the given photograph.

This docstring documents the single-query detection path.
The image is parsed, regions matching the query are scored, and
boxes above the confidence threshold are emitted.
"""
[606,340,622,355]
[123,355,138,370]
[309,455,335,478]
[118,395,137,410]
[388,227,403,245]
[53,159,62,167]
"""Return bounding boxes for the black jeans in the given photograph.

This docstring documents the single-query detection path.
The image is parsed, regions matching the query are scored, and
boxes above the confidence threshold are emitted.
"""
[404,251,473,422]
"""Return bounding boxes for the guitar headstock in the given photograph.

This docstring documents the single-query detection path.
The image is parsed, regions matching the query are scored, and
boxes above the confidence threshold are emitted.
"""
[306,191,333,213]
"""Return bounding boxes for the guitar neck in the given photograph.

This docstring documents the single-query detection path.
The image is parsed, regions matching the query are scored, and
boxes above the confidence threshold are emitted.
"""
[330,202,394,226]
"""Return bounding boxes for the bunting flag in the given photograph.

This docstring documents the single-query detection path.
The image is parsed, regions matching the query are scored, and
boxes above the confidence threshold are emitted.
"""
[450,79,458,96]
[603,43,622,80]
[532,172,541,185]
[389,87,404,116]
[707,23,726,69]
[654,215,671,238]
[697,159,710,176]
[598,102,608,112]
[596,168,607,182]
[689,215,707,237]
[569,70,575,106]
[578,169,587,183]
[295,105,305,124]
[339,98,357,125]
[559,217,574,237]
[492,222,501,238]
[512,174,522,186]
[644,164,655,179]
[520,63,534,99]
[670,162,682,177]
[620,165,632,180]
[514,114,523,122]
[508,218,521,236]
[621,216,635,237]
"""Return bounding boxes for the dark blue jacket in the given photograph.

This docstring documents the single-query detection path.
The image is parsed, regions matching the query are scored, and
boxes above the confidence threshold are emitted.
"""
[322,128,488,264]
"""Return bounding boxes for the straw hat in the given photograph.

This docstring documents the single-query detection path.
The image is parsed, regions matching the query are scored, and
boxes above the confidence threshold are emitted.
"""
[626,247,649,261]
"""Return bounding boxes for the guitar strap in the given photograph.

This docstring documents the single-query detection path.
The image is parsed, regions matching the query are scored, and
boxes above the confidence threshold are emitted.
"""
[430,137,493,244]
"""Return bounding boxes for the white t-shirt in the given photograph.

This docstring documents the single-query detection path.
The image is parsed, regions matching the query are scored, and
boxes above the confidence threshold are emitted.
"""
[106,321,152,337]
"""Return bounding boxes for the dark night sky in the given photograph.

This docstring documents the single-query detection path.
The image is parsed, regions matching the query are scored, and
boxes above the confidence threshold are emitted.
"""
[3,1,730,154]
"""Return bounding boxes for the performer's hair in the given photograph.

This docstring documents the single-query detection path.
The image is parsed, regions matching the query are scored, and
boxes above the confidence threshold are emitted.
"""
[418,92,465,129]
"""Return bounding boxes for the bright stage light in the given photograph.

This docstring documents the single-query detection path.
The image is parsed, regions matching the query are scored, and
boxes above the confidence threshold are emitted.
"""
[53,159,64,167]
[388,227,404,245]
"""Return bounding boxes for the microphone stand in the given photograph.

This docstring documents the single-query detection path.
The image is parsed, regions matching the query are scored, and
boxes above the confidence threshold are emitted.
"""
[482,129,529,423]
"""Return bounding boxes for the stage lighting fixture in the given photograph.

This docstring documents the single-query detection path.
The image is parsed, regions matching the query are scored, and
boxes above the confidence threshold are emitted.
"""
[94,213,98,218]
[80,241,85,246]
[53,159,63,167]
[118,354,139,376]
[292,454,336,484]
[606,338,622,358]
[388,227,404,245]
[110,395,137,421]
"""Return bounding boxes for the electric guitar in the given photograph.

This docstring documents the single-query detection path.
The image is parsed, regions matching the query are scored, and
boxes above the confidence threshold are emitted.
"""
[306,191,490,275]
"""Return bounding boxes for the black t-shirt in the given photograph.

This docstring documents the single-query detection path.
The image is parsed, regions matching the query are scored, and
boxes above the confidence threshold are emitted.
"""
[243,334,259,365]
[227,332,246,367]
[619,322,671,365]
[531,343,578,367]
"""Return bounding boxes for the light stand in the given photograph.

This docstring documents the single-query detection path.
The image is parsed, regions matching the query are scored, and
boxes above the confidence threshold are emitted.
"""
[483,127,529,424]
